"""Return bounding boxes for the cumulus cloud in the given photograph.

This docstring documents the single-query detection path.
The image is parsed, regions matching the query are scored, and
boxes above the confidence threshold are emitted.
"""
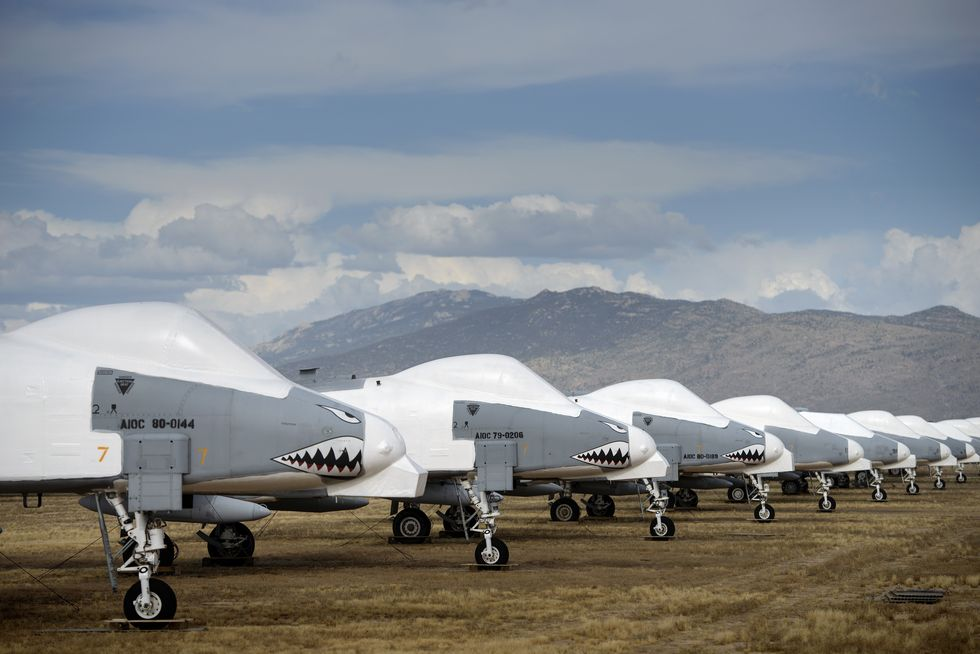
[2,1,978,102]
[347,195,707,258]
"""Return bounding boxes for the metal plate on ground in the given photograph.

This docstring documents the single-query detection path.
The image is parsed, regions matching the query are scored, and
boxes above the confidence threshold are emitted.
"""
[882,588,945,604]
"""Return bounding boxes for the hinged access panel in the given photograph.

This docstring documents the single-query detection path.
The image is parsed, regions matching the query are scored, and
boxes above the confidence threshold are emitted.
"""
[474,440,516,492]
[122,433,189,511]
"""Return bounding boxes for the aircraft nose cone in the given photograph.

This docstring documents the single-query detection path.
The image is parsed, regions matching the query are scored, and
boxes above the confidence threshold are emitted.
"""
[896,441,911,461]
[939,443,952,460]
[764,432,784,460]
[359,413,408,474]
[845,438,864,463]
[628,425,655,463]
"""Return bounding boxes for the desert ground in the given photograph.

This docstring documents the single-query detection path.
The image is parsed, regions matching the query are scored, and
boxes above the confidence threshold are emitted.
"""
[1,473,978,653]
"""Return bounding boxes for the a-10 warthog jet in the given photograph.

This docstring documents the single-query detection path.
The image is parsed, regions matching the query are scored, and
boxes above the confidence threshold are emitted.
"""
[934,419,980,480]
[847,411,952,495]
[319,355,669,564]
[799,412,914,502]
[897,416,976,488]
[568,380,794,526]
[712,396,867,513]
[0,303,426,626]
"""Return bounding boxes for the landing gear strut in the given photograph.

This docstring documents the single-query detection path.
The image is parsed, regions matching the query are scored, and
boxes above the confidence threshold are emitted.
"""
[745,474,775,522]
[955,467,967,484]
[642,478,675,540]
[931,466,946,490]
[460,478,508,566]
[869,469,887,502]
[106,493,176,628]
[903,468,919,495]
[815,472,837,512]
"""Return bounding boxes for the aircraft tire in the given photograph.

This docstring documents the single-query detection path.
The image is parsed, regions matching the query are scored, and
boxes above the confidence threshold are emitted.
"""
[781,480,801,495]
[474,537,509,566]
[871,488,887,502]
[727,486,748,503]
[123,578,177,627]
[441,505,476,534]
[934,478,946,490]
[393,507,431,540]
[207,522,255,559]
[818,496,837,512]
[550,498,580,522]
[674,489,698,509]
[585,494,616,518]
[956,472,967,484]
[753,504,775,522]
[649,516,675,540]
[906,482,920,495]
[854,471,870,488]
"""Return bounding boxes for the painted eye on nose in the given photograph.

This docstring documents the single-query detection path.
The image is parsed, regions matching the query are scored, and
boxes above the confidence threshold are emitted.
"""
[600,421,627,434]
[742,428,764,439]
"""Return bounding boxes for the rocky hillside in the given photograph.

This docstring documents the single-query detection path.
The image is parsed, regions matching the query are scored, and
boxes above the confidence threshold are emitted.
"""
[258,288,980,419]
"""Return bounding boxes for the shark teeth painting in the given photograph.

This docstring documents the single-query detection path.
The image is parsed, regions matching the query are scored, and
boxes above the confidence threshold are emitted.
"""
[724,444,766,464]
[572,441,631,468]
[273,437,363,477]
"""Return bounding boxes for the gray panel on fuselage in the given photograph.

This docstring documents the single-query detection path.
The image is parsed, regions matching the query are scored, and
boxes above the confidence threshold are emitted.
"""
[634,413,765,470]
[91,367,368,484]
[765,427,848,466]
[876,432,941,461]
[452,401,631,475]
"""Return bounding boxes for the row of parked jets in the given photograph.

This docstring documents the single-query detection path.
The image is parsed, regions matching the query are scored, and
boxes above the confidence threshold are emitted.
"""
[1,303,977,626]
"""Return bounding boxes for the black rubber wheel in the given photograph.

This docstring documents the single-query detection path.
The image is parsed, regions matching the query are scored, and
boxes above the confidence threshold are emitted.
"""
[753,503,775,522]
[854,471,870,488]
[123,578,177,626]
[871,487,887,502]
[585,494,616,518]
[818,496,837,512]
[550,497,580,522]
[956,472,967,484]
[934,478,946,490]
[441,505,476,533]
[727,486,748,503]
[835,474,851,489]
[207,522,255,559]
[392,507,431,540]
[781,479,801,495]
[474,536,509,566]
[906,482,920,495]
[674,489,699,509]
[649,515,676,540]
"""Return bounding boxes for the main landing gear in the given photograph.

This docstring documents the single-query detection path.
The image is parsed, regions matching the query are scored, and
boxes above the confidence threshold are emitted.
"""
[459,479,509,566]
[205,522,256,559]
[106,493,176,628]
[745,474,775,522]
[642,478,675,540]
[585,493,616,517]
[391,503,432,541]
[727,484,748,503]
[549,495,580,522]
[815,472,837,513]
[438,504,477,536]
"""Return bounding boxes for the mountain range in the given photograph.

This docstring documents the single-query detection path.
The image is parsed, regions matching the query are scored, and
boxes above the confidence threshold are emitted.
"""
[255,288,980,419]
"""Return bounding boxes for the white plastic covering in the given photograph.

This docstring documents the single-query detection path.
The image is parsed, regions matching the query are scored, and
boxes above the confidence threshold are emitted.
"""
[573,379,729,428]
[945,419,980,438]
[8,302,291,397]
[712,396,819,434]
[896,415,947,439]
[393,354,580,417]
[847,410,921,438]
[932,421,973,441]
[800,412,876,439]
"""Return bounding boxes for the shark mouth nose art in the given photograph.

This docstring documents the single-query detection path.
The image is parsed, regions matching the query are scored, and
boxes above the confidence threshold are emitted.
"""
[725,444,766,464]
[572,441,631,468]
[273,437,363,477]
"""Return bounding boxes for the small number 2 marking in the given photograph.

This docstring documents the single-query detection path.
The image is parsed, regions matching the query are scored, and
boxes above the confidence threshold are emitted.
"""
[97,446,109,462]
[197,447,208,465]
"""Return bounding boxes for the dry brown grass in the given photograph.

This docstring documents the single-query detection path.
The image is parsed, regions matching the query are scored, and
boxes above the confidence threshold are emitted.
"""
[1,473,978,653]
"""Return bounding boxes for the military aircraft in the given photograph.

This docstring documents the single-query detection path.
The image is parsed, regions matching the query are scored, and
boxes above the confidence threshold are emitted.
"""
[569,380,794,524]
[0,303,426,626]
[847,411,952,495]
[318,355,670,562]
[925,421,979,483]
[895,416,974,489]
[712,397,867,512]
[799,411,913,502]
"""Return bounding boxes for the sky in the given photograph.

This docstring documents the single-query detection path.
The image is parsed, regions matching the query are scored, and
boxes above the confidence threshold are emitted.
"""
[2,0,979,345]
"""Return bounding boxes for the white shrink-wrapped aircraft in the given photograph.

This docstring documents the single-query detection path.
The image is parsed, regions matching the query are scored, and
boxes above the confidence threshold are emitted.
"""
[799,412,914,502]
[896,416,975,488]
[0,303,426,626]
[319,355,671,561]
[712,396,868,513]
[569,380,794,524]
[925,420,979,484]
[848,411,952,495]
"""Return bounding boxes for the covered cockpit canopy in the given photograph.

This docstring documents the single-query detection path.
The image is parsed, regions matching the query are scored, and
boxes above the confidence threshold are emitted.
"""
[392,354,580,416]
[897,415,947,439]
[7,302,291,397]
[848,410,921,438]
[712,395,819,433]
[574,379,729,428]
[800,411,876,439]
